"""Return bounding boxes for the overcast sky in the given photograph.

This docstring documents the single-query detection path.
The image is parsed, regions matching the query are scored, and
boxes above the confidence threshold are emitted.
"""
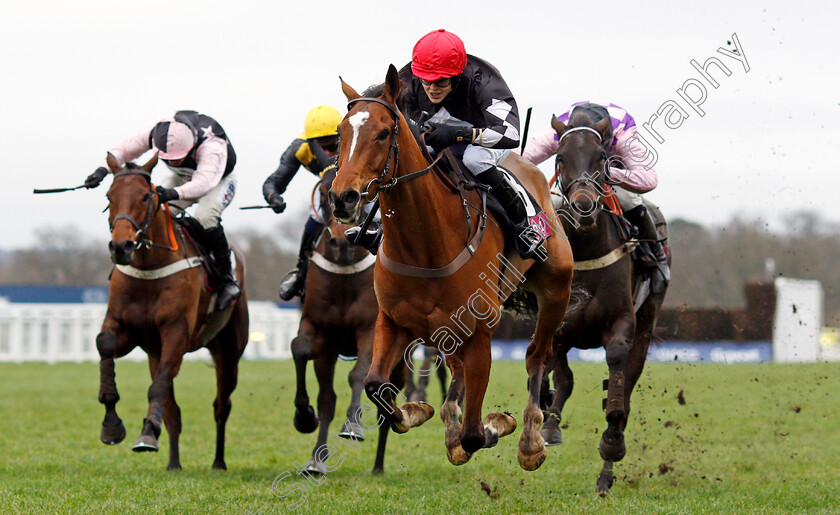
[1,0,836,249]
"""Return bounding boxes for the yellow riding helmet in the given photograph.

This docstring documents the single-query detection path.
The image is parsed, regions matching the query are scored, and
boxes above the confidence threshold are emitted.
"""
[300,105,343,140]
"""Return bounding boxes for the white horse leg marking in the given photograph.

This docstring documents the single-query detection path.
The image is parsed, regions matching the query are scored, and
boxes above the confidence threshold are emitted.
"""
[347,111,370,160]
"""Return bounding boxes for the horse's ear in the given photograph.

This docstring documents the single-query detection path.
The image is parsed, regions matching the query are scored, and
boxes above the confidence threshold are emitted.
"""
[105,152,120,173]
[595,117,611,143]
[141,152,159,172]
[550,115,567,138]
[340,76,361,102]
[383,64,400,104]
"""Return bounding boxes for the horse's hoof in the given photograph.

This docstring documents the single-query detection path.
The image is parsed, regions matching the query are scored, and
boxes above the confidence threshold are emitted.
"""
[518,445,547,471]
[293,406,319,434]
[372,467,384,475]
[167,462,182,471]
[100,420,126,445]
[485,412,517,438]
[300,460,326,476]
[131,434,159,453]
[540,425,563,446]
[596,470,615,495]
[599,432,626,462]
[392,402,435,433]
[212,461,227,471]
[446,443,472,466]
[338,420,365,441]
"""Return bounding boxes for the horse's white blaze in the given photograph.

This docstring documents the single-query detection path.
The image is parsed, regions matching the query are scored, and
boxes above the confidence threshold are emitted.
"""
[347,111,370,160]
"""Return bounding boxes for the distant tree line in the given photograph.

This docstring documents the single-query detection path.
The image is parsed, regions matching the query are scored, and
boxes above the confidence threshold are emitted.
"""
[2,211,838,325]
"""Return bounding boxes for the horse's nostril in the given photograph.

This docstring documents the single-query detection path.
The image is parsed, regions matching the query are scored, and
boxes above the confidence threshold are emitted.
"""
[340,190,361,207]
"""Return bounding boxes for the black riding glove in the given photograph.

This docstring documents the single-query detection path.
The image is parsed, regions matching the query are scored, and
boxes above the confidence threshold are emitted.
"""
[155,186,179,203]
[425,122,473,150]
[85,167,109,189]
[268,193,287,214]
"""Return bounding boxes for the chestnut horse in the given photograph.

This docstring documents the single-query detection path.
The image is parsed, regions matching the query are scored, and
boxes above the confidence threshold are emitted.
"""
[329,66,574,470]
[539,111,670,493]
[96,153,248,470]
[291,177,405,475]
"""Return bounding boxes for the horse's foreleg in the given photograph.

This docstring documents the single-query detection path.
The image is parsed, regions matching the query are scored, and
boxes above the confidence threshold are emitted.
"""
[440,355,470,465]
[133,324,187,463]
[291,320,318,433]
[541,348,573,446]
[519,245,573,471]
[364,313,433,434]
[96,322,131,445]
[458,335,491,454]
[301,354,338,476]
[599,316,635,470]
[210,339,240,471]
[340,327,373,441]
[371,405,390,474]
[372,362,408,475]
[519,292,568,471]
[162,376,182,471]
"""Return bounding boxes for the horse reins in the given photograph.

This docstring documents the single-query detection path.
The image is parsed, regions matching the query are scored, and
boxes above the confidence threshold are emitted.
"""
[343,97,489,278]
[109,170,178,252]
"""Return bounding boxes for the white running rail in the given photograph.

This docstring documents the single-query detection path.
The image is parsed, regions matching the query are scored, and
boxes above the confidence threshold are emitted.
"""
[0,299,300,363]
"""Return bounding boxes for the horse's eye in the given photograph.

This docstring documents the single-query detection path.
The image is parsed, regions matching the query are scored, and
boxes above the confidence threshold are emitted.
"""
[556,155,564,163]
[376,129,390,141]
[142,193,151,202]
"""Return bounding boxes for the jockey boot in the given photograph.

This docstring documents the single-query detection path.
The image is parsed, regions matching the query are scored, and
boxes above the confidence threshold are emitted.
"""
[278,218,324,301]
[205,225,241,311]
[624,205,670,293]
[478,166,546,259]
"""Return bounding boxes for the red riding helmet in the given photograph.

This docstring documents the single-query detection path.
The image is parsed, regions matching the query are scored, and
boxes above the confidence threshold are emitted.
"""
[411,29,467,82]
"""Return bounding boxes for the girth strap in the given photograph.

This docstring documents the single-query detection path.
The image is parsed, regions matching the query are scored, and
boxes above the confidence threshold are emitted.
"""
[573,242,637,271]
[378,189,488,278]
[115,256,204,280]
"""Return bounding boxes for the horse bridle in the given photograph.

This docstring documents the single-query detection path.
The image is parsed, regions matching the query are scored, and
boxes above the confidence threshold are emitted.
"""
[108,169,168,250]
[345,97,443,201]
[554,127,610,218]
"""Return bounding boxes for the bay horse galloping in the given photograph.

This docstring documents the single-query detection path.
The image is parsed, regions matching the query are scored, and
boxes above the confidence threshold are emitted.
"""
[539,111,670,493]
[291,176,404,475]
[96,153,248,470]
[330,66,574,470]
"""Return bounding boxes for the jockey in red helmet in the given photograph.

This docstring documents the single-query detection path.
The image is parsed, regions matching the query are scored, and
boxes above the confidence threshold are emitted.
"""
[400,29,545,259]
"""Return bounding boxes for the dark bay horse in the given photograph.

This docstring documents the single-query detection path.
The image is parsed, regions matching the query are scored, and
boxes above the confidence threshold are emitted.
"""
[539,112,670,493]
[97,153,248,470]
[329,66,574,471]
[291,178,403,475]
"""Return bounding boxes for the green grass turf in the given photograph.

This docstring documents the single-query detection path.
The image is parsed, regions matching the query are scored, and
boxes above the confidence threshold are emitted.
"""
[0,359,837,514]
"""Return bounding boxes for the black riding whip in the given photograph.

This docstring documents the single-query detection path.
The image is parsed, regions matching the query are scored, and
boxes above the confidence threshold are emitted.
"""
[520,107,533,155]
[33,185,86,194]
